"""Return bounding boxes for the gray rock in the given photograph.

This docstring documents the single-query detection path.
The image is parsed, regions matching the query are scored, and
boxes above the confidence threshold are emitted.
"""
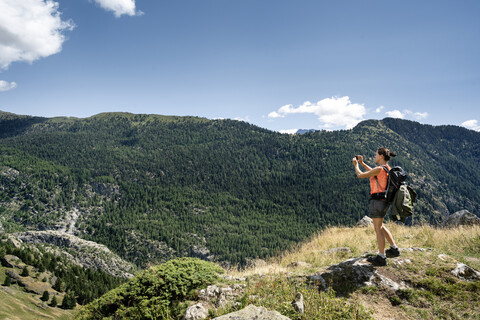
[451,263,480,281]
[308,257,376,295]
[376,274,407,292]
[213,305,291,320]
[307,255,410,295]
[356,216,373,227]
[200,285,220,299]
[444,210,480,227]
[292,292,304,314]
[5,269,21,283]
[184,303,209,320]
[6,235,22,248]
[191,245,214,261]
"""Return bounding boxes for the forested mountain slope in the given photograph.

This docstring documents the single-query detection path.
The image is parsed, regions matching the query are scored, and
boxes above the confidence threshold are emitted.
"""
[0,111,479,266]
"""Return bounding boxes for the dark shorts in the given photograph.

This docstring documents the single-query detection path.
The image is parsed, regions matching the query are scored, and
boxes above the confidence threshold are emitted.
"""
[369,199,390,219]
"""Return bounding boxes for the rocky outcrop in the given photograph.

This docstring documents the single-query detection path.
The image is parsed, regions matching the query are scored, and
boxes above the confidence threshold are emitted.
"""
[191,244,215,261]
[184,303,209,320]
[307,257,376,295]
[198,284,246,309]
[444,210,480,227]
[13,231,136,278]
[356,216,373,227]
[307,255,409,296]
[451,263,480,281]
[212,305,291,320]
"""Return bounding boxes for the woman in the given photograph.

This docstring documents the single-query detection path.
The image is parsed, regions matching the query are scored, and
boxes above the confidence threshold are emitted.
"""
[352,147,400,266]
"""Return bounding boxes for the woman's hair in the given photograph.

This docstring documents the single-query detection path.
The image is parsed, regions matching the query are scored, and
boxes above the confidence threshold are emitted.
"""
[377,147,396,161]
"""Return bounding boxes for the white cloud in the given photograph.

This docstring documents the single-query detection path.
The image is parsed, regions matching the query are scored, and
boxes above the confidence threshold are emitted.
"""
[268,96,366,129]
[0,0,75,70]
[413,112,428,120]
[93,0,141,17]
[385,110,405,119]
[384,109,428,121]
[233,116,251,122]
[279,129,299,134]
[461,119,480,132]
[375,106,384,113]
[0,80,17,91]
[267,110,285,119]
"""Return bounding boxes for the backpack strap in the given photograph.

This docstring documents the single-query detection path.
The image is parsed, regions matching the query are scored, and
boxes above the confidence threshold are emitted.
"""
[374,166,390,194]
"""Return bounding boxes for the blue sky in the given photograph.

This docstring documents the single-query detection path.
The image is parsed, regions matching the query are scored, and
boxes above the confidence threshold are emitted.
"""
[0,0,479,132]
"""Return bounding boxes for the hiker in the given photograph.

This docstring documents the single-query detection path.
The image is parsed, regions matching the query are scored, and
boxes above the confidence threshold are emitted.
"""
[352,147,401,266]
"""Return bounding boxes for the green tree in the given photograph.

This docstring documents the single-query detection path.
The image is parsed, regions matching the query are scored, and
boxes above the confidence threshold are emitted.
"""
[0,247,6,260]
[3,275,11,286]
[49,295,58,307]
[53,279,65,292]
[60,290,76,309]
[21,266,29,277]
[41,290,50,302]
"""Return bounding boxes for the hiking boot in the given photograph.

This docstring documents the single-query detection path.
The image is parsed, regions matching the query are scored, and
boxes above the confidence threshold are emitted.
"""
[367,255,387,266]
[386,247,400,258]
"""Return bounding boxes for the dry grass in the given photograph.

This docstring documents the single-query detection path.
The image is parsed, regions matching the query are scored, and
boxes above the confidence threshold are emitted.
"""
[229,223,480,277]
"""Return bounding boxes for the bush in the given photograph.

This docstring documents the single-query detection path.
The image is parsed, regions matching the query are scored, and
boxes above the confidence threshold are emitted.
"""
[3,275,11,287]
[75,258,223,320]
[41,290,50,302]
[20,266,29,277]
[49,295,58,307]
[61,290,77,309]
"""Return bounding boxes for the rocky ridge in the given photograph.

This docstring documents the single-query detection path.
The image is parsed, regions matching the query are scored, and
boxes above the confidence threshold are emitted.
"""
[11,230,136,278]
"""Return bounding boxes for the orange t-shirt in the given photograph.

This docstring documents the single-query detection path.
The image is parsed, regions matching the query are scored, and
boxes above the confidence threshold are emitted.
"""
[370,165,390,194]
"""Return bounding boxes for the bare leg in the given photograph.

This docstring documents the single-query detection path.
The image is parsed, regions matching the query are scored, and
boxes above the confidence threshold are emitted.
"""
[381,225,396,247]
[372,218,386,254]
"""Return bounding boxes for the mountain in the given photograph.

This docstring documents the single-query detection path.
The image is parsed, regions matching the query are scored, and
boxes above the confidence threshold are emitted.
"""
[0,111,479,268]
[295,129,316,134]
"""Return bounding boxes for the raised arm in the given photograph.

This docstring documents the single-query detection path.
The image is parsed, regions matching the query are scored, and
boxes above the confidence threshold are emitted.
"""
[356,155,372,171]
[352,157,382,179]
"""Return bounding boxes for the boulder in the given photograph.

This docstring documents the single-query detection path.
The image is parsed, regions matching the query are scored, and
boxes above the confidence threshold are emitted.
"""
[213,305,291,320]
[184,303,209,320]
[307,257,375,295]
[356,216,373,227]
[451,263,480,281]
[198,284,246,309]
[444,210,480,227]
[307,255,409,296]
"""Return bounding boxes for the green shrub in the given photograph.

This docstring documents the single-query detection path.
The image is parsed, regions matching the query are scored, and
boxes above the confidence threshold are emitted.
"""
[74,258,223,320]
[49,295,58,307]
[20,266,29,277]
[41,290,50,302]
